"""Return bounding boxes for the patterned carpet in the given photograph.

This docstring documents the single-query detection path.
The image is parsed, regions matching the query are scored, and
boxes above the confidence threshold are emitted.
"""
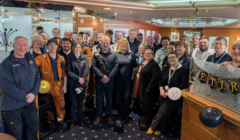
[41,110,181,140]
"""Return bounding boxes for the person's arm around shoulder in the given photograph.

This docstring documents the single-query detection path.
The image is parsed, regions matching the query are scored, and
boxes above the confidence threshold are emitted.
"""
[0,61,28,102]
[108,53,119,79]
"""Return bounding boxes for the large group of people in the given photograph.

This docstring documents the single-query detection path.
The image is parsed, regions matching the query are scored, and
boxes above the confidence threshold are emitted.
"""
[0,25,239,140]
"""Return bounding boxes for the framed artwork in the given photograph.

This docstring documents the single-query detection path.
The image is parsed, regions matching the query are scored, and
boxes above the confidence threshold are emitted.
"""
[78,27,93,36]
[139,29,145,43]
[209,37,229,52]
[152,31,156,37]
[171,32,180,41]
[146,30,151,38]
[112,28,129,43]
[183,31,202,45]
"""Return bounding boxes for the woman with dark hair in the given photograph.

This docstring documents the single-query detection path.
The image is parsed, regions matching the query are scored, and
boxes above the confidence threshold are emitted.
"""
[147,51,189,135]
[163,41,191,68]
[133,49,161,130]
[162,42,176,67]
[65,42,89,129]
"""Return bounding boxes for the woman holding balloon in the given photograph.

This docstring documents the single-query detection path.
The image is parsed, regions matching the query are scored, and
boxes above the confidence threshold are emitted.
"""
[146,51,189,135]
[65,42,89,129]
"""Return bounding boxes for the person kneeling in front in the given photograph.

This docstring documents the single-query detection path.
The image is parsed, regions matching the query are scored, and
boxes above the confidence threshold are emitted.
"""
[0,36,41,140]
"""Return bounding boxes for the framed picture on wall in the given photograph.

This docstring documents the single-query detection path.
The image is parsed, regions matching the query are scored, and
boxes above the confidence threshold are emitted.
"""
[152,31,156,37]
[139,29,145,43]
[146,30,151,38]
[209,37,229,52]
[183,31,202,46]
[78,27,93,36]
[171,32,180,41]
[112,28,129,43]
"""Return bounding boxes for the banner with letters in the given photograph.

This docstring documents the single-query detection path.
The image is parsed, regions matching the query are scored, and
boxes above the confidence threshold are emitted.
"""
[189,58,240,114]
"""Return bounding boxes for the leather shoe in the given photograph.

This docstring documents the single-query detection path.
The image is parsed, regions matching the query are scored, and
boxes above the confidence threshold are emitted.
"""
[77,120,84,127]
[93,118,100,125]
[67,120,74,129]
[107,117,114,125]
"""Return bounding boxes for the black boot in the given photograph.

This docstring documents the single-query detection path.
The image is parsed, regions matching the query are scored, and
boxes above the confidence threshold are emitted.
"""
[67,120,74,129]
[77,120,84,127]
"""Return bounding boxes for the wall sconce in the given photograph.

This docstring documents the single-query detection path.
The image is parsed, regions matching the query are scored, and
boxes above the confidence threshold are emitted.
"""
[81,19,83,23]
[237,38,240,40]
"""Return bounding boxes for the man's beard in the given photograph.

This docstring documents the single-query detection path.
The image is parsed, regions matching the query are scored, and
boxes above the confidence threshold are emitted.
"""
[63,46,70,51]
[200,46,208,52]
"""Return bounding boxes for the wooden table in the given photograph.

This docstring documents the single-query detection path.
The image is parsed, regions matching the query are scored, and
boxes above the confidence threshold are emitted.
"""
[181,89,240,140]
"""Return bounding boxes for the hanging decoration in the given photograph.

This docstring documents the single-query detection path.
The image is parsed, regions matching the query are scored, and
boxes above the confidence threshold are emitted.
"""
[188,1,199,30]
[163,8,175,31]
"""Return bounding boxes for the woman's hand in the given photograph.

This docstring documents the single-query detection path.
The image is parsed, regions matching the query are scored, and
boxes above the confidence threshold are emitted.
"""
[79,78,85,85]
[163,92,168,98]
[160,88,165,97]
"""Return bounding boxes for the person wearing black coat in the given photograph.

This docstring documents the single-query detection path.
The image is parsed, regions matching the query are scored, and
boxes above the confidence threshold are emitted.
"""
[147,52,189,135]
[65,42,89,129]
[132,49,161,131]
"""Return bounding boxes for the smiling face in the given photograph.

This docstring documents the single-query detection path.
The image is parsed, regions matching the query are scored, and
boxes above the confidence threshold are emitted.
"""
[120,40,127,52]
[116,32,123,43]
[47,42,58,53]
[62,40,71,52]
[53,29,60,37]
[13,38,29,58]
[33,38,43,48]
[199,39,210,52]
[168,53,178,65]
[144,49,154,61]
[154,34,161,43]
[192,34,200,46]
[147,37,153,47]
[168,45,175,53]
[137,35,143,43]
[129,31,136,40]
[175,45,185,56]
[87,37,95,48]
[74,44,82,55]
[231,43,240,62]
[181,37,188,45]
[138,44,146,55]
[214,39,227,54]
[162,39,170,49]
[101,38,110,51]
[76,35,83,43]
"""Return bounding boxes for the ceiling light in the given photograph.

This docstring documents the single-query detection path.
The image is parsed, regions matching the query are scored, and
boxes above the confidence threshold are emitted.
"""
[130,18,131,20]
[101,19,103,22]
[104,8,111,10]
[204,10,209,12]
[114,13,118,16]
[93,17,95,20]
[129,12,132,14]
[81,19,83,23]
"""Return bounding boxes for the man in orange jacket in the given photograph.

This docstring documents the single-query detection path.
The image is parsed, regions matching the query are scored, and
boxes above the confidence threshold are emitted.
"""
[35,39,67,124]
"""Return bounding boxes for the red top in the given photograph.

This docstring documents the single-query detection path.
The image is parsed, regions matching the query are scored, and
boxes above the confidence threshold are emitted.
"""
[133,63,145,98]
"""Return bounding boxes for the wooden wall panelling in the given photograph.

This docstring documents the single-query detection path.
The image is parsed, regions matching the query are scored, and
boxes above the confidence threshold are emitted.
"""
[75,16,104,33]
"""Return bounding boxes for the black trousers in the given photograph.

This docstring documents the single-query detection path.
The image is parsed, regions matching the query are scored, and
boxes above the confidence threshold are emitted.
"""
[140,102,155,129]
[114,77,132,118]
[150,96,181,132]
[68,86,86,121]
[1,102,39,140]
[64,91,71,121]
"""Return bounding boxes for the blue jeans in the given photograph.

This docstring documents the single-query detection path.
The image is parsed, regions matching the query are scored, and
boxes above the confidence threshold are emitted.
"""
[95,78,114,118]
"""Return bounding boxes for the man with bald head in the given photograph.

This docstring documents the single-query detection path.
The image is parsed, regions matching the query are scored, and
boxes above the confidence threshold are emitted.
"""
[110,31,124,52]
[91,36,119,125]
[153,33,162,53]
[92,33,104,56]
[64,30,75,46]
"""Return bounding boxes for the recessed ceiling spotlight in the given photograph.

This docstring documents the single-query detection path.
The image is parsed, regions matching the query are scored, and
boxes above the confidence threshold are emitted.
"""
[104,8,111,10]
[130,12,132,14]
[130,18,131,20]
[204,10,209,12]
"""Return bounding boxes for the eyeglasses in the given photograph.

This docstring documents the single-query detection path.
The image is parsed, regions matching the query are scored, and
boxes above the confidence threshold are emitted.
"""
[144,53,152,55]
[168,56,177,59]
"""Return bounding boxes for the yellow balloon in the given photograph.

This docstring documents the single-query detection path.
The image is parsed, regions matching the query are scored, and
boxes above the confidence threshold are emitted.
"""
[39,80,50,94]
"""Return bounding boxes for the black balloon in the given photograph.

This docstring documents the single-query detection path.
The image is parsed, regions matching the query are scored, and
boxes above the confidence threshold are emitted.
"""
[113,119,124,132]
[199,107,223,128]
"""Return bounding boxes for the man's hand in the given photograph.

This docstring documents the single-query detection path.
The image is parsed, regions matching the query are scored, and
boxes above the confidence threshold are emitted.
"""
[160,88,165,97]
[101,75,110,84]
[220,61,232,66]
[26,93,35,103]
[79,78,85,85]
[62,86,67,94]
